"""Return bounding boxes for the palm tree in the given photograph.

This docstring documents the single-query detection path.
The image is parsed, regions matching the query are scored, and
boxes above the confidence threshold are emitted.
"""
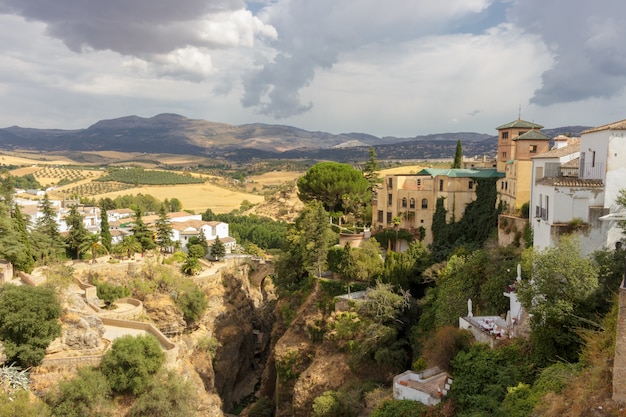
[113,236,142,260]
[78,233,108,263]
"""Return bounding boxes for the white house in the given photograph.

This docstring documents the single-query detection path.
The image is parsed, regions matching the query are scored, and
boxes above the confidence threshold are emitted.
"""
[530,119,626,254]
[393,368,452,406]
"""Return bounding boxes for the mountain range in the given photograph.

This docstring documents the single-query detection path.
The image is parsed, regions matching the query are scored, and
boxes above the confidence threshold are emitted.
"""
[0,113,591,163]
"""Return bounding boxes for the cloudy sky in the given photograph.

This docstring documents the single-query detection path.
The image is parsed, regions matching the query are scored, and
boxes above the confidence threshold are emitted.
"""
[1,0,625,137]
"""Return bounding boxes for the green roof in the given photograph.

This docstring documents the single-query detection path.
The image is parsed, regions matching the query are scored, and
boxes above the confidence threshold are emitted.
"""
[416,168,504,178]
[514,130,551,140]
[496,119,544,130]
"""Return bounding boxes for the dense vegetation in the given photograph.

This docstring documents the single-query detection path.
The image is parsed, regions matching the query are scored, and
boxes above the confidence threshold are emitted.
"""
[96,167,205,185]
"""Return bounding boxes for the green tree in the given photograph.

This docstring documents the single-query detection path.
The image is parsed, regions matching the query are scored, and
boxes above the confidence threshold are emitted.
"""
[113,235,142,260]
[128,369,198,417]
[363,146,382,193]
[99,205,112,252]
[100,334,165,395]
[181,256,202,276]
[154,205,173,253]
[210,236,226,260]
[452,139,463,168]
[169,197,182,212]
[517,235,599,364]
[79,233,108,263]
[33,194,66,263]
[0,284,62,367]
[297,162,370,215]
[130,208,155,253]
[338,239,383,295]
[187,243,206,259]
[0,202,33,274]
[175,284,208,324]
[64,205,89,259]
[46,367,112,417]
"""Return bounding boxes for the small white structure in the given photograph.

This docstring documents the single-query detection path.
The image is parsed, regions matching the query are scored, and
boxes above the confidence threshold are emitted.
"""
[393,367,452,406]
[459,265,526,346]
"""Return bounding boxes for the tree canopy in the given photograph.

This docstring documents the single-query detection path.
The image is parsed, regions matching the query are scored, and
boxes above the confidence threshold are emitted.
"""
[297,162,370,216]
[0,284,62,367]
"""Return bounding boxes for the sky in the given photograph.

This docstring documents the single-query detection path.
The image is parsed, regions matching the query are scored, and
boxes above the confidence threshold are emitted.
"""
[1,0,626,138]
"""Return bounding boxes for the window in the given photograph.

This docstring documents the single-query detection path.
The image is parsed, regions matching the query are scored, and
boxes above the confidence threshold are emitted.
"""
[421,199,428,209]
[502,152,507,159]
[592,151,596,167]
[417,179,422,187]
[401,198,407,208]
[530,145,537,153]
[409,198,415,209]
[386,212,392,224]
[388,194,393,206]
[501,132,509,139]
[468,180,474,190]
[439,179,444,191]
[388,177,393,188]
[377,210,383,223]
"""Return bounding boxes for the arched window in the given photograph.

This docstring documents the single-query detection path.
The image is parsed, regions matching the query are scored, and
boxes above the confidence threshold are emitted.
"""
[409,198,415,209]
[421,199,428,209]
[402,198,407,208]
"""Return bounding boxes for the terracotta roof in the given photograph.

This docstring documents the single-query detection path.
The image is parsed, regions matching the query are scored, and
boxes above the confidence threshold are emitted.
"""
[513,130,551,141]
[170,220,208,231]
[537,177,603,187]
[532,142,580,158]
[581,118,626,134]
[167,211,196,219]
[561,158,580,168]
[496,118,543,130]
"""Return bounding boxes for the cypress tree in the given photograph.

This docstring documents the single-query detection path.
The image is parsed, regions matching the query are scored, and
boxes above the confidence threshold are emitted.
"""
[452,139,463,169]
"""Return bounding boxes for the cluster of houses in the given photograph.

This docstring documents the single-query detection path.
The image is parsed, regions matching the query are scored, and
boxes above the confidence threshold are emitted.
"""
[374,116,626,256]
[378,116,626,405]
[13,198,236,257]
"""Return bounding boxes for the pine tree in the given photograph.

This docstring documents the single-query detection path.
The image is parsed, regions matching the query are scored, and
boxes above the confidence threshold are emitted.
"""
[211,236,226,260]
[154,205,173,253]
[452,139,463,169]
[131,208,155,253]
[65,205,89,259]
[99,205,112,252]
[34,194,66,263]
[11,204,34,273]
[363,146,382,193]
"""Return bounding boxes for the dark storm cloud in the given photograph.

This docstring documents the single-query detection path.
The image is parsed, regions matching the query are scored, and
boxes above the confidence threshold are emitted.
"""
[1,0,244,54]
[240,0,492,118]
[508,0,626,105]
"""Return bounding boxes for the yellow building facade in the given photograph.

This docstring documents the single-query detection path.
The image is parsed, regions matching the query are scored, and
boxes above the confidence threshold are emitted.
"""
[372,168,503,245]
[495,119,551,212]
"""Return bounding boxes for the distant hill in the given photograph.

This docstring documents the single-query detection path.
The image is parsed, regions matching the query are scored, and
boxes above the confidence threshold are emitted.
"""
[0,114,592,163]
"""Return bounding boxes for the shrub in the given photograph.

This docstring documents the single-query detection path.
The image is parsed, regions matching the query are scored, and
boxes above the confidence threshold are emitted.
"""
[46,367,112,417]
[100,335,165,395]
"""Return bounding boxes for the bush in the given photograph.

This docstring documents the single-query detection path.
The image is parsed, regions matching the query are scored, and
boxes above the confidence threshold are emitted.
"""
[100,335,165,395]
[370,399,427,417]
[46,367,112,417]
[128,370,199,417]
[92,279,131,305]
[175,286,208,324]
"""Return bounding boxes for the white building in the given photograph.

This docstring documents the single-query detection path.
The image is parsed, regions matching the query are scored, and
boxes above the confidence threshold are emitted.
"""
[530,119,626,253]
[393,368,452,406]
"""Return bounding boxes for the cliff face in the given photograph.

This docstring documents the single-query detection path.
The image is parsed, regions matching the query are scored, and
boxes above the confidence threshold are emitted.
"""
[195,260,276,414]
[251,282,356,417]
